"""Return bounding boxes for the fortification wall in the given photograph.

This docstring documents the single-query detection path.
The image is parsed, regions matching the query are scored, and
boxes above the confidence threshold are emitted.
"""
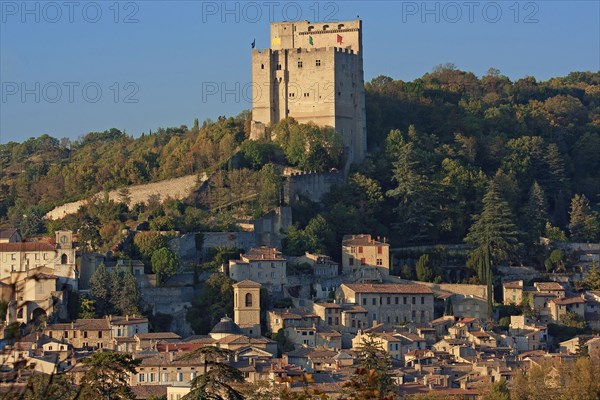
[284,170,344,204]
[46,174,206,220]
[140,284,198,336]
[254,206,292,248]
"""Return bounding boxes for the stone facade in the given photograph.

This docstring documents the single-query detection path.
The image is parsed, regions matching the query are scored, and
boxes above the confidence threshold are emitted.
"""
[0,231,76,287]
[227,247,287,292]
[503,280,524,305]
[233,280,262,337]
[336,283,434,326]
[0,230,77,324]
[283,170,344,204]
[251,20,367,170]
[341,234,390,277]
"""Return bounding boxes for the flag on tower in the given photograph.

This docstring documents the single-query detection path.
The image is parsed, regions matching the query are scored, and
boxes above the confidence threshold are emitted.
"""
[337,34,343,44]
[309,36,313,45]
[251,38,256,49]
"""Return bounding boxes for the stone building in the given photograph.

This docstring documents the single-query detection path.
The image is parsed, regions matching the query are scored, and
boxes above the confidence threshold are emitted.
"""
[233,280,262,337]
[335,283,434,326]
[503,280,523,305]
[226,247,287,293]
[0,231,76,287]
[250,20,367,170]
[341,234,390,277]
[0,231,78,325]
[534,282,565,298]
[44,315,148,350]
[549,296,586,322]
[0,228,21,243]
[267,307,320,334]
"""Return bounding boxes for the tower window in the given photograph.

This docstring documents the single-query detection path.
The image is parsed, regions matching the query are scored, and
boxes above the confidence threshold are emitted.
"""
[316,60,321,66]
[245,293,253,307]
[61,254,68,264]
[298,61,303,68]
[276,64,282,70]
[261,64,264,69]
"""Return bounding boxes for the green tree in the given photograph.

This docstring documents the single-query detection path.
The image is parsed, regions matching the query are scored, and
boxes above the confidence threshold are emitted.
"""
[342,333,394,400]
[465,182,519,315]
[524,182,548,242]
[569,194,599,242]
[583,261,600,290]
[560,311,587,329]
[151,247,179,286]
[544,249,566,272]
[133,231,169,260]
[22,373,79,400]
[482,380,510,400]
[186,274,234,335]
[257,163,282,213]
[78,215,102,251]
[386,128,442,244]
[113,269,141,315]
[79,352,140,400]
[415,254,434,282]
[545,222,567,241]
[401,264,415,280]
[117,187,132,207]
[89,264,111,316]
[78,293,96,319]
[181,346,244,400]
[273,118,344,171]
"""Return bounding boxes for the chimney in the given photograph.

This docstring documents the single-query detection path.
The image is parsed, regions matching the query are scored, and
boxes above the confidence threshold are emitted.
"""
[169,351,174,362]
[126,315,129,321]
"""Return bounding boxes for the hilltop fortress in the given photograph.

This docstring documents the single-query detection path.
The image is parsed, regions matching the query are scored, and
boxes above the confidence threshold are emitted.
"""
[250,20,367,169]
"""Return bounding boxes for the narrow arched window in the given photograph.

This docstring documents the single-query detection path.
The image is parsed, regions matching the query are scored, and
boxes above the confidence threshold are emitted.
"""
[245,293,253,307]
[61,254,68,264]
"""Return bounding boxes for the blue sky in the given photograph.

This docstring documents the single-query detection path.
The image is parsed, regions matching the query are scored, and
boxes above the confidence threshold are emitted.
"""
[1,0,599,143]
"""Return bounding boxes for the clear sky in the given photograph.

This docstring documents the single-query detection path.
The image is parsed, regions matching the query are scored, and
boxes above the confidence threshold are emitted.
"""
[1,0,599,143]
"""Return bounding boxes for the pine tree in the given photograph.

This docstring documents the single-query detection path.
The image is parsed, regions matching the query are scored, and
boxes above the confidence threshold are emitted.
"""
[465,182,519,316]
[524,181,548,242]
[569,194,600,242]
[342,333,394,400]
[543,143,568,227]
[386,130,441,243]
[583,261,600,290]
[80,352,140,400]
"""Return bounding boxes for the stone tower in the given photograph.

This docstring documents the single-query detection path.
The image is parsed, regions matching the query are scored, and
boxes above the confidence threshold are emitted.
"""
[251,20,367,170]
[232,280,261,337]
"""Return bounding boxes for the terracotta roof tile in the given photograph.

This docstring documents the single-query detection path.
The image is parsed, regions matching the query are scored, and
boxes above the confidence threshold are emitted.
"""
[342,234,389,246]
[242,247,285,261]
[535,282,565,291]
[0,242,55,252]
[342,283,433,294]
[503,281,523,289]
[551,296,586,305]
